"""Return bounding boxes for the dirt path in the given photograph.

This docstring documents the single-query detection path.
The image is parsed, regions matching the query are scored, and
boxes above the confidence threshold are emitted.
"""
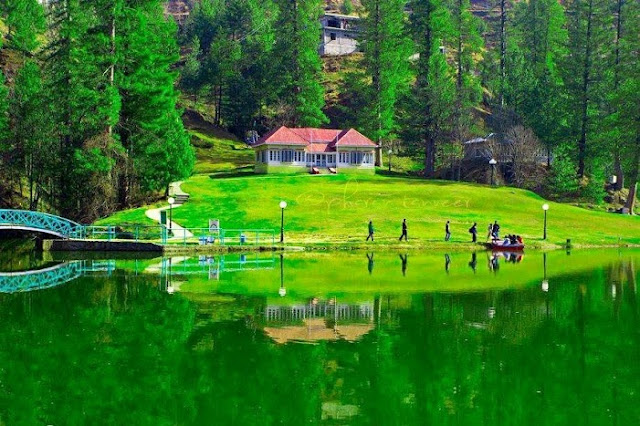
[145,181,193,239]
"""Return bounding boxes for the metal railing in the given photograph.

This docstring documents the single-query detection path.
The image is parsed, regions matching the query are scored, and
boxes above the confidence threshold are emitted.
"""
[79,225,276,247]
[164,228,276,247]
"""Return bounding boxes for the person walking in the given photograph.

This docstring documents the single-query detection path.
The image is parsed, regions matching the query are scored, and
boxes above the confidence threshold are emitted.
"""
[399,219,408,241]
[486,223,493,241]
[469,222,478,243]
[445,221,451,241]
[366,220,375,241]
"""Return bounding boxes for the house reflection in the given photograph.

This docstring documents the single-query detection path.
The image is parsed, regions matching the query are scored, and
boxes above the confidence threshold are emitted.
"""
[263,298,375,344]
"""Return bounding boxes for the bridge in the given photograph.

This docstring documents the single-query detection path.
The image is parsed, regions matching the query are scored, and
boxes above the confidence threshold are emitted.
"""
[0,209,84,239]
[0,260,115,293]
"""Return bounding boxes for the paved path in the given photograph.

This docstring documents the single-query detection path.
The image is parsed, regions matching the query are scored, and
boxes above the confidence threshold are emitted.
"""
[145,182,193,239]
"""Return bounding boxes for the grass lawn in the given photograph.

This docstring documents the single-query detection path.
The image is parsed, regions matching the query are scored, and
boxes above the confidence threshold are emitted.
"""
[98,172,640,248]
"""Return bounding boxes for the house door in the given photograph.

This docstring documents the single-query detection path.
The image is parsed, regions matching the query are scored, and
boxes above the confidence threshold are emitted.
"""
[320,155,327,167]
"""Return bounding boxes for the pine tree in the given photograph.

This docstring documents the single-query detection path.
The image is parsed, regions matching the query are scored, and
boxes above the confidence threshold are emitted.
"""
[360,0,411,153]
[10,61,54,210]
[115,0,194,199]
[610,0,639,213]
[44,0,120,219]
[510,0,568,158]
[448,0,483,178]
[274,0,327,127]
[564,0,612,178]
[0,0,46,52]
[406,0,456,175]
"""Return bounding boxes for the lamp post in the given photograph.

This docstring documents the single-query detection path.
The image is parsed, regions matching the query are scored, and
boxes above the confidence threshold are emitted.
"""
[279,200,287,243]
[388,149,393,172]
[489,158,497,186]
[167,196,175,233]
[542,203,549,240]
[278,253,286,297]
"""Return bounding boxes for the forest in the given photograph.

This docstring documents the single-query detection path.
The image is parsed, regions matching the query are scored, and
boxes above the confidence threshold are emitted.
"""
[0,0,639,221]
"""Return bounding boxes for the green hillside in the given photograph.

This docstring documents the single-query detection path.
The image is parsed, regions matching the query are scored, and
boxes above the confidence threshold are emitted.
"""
[99,172,640,248]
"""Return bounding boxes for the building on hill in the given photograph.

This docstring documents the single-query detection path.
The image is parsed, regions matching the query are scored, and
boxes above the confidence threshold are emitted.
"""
[319,13,361,56]
[253,126,378,173]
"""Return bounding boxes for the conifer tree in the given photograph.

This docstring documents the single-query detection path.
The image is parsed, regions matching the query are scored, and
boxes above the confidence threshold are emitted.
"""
[10,61,53,210]
[360,0,411,151]
[115,0,193,198]
[564,0,612,178]
[405,0,456,175]
[610,0,639,213]
[510,0,567,158]
[0,0,45,52]
[274,0,327,127]
[448,0,483,177]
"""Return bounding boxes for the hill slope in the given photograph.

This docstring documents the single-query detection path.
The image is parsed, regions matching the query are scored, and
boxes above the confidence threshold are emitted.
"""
[100,172,640,248]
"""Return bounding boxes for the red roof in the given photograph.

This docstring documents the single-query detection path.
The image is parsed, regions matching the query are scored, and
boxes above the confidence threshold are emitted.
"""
[254,126,377,149]
[254,126,308,146]
[306,143,335,153]
[335,128,377,147]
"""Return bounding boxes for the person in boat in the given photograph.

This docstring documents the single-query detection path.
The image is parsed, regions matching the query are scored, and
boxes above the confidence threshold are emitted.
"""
[509,234,517,245]
[517,235,523,244]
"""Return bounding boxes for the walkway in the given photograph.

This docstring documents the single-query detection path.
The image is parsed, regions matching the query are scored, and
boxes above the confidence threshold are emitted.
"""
[145,182,193,239]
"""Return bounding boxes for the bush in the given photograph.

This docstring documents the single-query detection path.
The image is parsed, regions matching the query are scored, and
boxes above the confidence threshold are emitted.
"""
[546,149,579,199]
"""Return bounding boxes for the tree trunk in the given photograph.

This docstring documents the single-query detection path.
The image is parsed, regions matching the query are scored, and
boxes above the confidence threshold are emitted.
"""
[499,0,507,107]
[424,135,436,175]
[577,0,594,178]
[625,141,639,214]
[613,0,624,190]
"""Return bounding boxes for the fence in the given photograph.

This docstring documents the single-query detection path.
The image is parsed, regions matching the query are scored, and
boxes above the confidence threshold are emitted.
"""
[79,225,276,247]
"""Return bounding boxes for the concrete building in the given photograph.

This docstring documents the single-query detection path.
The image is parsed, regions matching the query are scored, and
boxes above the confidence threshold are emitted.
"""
[253,126,378,173]
[319,13,361,56]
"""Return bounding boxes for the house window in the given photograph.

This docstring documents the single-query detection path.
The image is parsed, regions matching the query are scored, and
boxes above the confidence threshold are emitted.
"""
[269,150,273,161]
[330,32,337,41]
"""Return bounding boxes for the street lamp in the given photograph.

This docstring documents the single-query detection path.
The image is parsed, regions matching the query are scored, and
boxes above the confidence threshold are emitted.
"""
[279,200,287,243]
[489,158,497,186]
[542,203,549,240]
[388,149,393,172]
[279,253,286,297]
[167,196,175,233]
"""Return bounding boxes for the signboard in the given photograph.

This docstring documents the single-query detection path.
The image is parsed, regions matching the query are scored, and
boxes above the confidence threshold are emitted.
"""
[209,219,220,231]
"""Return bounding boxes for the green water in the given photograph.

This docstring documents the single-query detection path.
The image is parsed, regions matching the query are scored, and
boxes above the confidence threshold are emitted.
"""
[0,249,639,424]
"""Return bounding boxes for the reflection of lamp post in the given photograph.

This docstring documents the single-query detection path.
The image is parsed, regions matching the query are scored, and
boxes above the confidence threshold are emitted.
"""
[167,196,175,232]
[542,252,549,317]
[279,253,286,297]
[388,149,393,172]
[279,200,287,243]
[489,158,497,186]
[542,203,549,240]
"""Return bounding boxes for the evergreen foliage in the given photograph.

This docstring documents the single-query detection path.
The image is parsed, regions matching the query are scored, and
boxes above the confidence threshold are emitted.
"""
[359,0,411,147]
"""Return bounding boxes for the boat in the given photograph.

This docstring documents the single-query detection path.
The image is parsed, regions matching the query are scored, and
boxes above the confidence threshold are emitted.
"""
[490,240,525,251]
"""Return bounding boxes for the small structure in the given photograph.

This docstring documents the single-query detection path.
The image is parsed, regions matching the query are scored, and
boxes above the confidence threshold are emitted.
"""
[463,133,550,165]
[319,13,361,56]
[253,126,378,173]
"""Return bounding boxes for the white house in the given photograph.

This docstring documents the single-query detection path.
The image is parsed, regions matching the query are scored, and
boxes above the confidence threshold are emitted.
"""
[319,13,360,56]
[253,126,378,173]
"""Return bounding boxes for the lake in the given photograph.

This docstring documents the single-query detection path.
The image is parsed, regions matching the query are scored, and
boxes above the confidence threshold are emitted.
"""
[0,248,639,424]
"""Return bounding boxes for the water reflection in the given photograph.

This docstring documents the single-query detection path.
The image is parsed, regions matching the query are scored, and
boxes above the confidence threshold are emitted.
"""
[399,253,408,276]
[0,250,637,423]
